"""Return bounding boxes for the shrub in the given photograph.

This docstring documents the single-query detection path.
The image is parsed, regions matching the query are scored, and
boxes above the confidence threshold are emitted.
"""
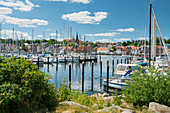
[123,65,170,106]
[0,58,58,112]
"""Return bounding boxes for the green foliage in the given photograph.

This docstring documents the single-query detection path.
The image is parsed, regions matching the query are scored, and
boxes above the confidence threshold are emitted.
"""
[123,65,170,106]
[122,41,127,47]
[0,58,58,112]
[57,79,112,109]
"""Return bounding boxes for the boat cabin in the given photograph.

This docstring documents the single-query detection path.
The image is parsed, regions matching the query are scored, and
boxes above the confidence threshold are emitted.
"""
[115,64,138,75]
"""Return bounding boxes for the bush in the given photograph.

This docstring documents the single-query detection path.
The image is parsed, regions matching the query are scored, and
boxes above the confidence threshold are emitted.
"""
[0,58,58,112]
[123,65,170,106]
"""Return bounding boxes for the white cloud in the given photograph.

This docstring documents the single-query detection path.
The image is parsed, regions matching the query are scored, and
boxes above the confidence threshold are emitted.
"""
[0,7,13,15]
[116,28,135,32]
[0,0,40,12]
[85,32,119,37]
[137,37,148,40]
[114,38,131,41]
[47,0,92,4]
[50,33,60,37]
[47,0,67,2]
[62,11,108,24]
[70,0,92,4]
[0,15,49,27]
[1,29,32,40]
[95,39,111,42]
[37,35,42,38]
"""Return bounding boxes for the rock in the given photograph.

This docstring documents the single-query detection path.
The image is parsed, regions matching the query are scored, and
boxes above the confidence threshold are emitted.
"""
[59,101,92,110]
[92,104,98,108]
[120,103,131,109]
[149,102,170,113]
[103,96,113,101]
[102,93,109,97]
[121,99,126,103]
[111,98,115,103]
[62,111,73,113]
[142,105,147,109]
[121,111,134,113]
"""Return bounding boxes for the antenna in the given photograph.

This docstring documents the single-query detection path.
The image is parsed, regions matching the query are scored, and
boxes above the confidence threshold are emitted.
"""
[32,29,34,55]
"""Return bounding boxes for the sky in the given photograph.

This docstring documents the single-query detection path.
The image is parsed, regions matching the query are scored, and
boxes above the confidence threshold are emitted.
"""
[0,0,170,43]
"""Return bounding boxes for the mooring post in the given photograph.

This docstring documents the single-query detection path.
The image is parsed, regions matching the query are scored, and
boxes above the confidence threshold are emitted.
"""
[125,58,126,64]
[112,60,114,77]
[107,60,109,93]
[117,59,119,64]
[72,56,73,62]
[100,61,102,88]
[56,56,58,64]
[121,59,122,64]
[69,64,71,90]
[82,62,84,92]
[91,61,94,91]
[38,57,39,68]
[127,57,129,64]
[99,54,101,62]
[47,57,49,64]
[64,56,66,63]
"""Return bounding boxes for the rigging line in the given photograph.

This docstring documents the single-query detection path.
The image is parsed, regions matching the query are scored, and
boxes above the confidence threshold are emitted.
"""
[152,8,170,60]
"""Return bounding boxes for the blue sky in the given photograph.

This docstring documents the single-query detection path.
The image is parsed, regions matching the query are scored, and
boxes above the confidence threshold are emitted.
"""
[0,0,170,42]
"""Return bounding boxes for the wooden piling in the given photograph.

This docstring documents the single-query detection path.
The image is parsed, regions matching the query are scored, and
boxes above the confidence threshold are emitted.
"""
[47,57,49,64]
[121,59,122,64]
[112,60,114,77]
[64,56,66,63]
[56,57,58,64]
[117,59,119,64]
[91,61,94,91]
[125,58,126,64]
[100,61,102,88]
[107,60,109,93]
[127,57,129,64]
[82,62,84,92]
[69,64,71,90]
[38,57,39,68]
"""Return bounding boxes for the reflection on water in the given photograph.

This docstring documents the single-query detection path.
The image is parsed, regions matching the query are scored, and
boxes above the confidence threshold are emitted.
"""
[39,55,127,95]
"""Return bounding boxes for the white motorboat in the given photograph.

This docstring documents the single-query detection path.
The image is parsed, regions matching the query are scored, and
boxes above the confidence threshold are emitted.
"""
[115,64,138,75]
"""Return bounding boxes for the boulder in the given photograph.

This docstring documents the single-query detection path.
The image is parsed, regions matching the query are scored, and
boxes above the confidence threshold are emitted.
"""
[102,93,109,97]
[149,102,170,113]
[121,111,134,113]
[120,103,131,109]
[103,96,113,101]
[92,104,98,109]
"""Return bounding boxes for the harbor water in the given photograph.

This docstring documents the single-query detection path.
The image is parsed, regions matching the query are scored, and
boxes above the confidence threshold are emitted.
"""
[39,55,128,95]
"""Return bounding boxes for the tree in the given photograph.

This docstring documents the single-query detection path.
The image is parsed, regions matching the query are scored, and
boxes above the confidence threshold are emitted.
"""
[111,46,117,52]
[122,41,127,47]
[0,58,58,112]
[123,65,170,106]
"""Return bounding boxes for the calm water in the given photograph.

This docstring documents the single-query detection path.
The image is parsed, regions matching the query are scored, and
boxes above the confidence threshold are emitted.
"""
[39,55,127,95]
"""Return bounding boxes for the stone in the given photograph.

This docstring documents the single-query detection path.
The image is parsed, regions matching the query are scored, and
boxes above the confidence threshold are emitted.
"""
[103,96,113,101]
[121,99,126,103]
[111,98,115,103]
[62,111,73,113]
[59,101,92,110]
[102,93,109,97]
[121,111,134,113]
[92,104,98,108]
[149,102,170,113]
[142,105,147,109]
[120,103,131,109]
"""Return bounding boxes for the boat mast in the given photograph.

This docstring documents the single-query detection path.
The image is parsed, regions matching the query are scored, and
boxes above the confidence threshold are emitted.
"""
[149,4,152,67]
[32,29,34,55]
[153,12,157,61]
[56,30,58,54]
[144,25,147,61]
[12,28,14,55]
